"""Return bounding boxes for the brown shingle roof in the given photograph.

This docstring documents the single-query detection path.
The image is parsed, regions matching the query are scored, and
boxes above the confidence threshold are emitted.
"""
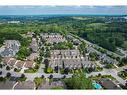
[3,57,11,64]
[8,58,17,66]
[15,61,25,68]
[24,61,34,68]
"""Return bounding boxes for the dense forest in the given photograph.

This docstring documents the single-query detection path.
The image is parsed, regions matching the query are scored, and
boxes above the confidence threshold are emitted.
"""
[0,16,127,52]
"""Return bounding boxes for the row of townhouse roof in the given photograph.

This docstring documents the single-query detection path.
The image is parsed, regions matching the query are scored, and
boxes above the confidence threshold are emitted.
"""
[87,46,118,64]
[66,35,81,45]
[27,33,39,61]
[50,50,83,59]
[40,33,66,43]
[99,54,118,64]
[2,57,35,69]
[30,38,38,53]
[49,57,95,70]
[49,49,95,69]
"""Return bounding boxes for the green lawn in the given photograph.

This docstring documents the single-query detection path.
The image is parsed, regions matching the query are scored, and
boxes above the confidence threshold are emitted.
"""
[24,68,38,73]
[118,71,127,80]
[14,68,21,72]
[51,86,63,89]
[34,77,43,88]
[89,75,116,81]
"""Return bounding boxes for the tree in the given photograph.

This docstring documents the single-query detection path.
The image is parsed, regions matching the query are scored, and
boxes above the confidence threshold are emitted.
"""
[0,56,2,63]
[49,74,53,79]
[44,59,50,73]
[0,64,2,68]
[105,64,113,69]
[44,59,49,67]
[19,74,26,81]
[44,51,51,57]
[20,74,25,78]
[0,77,5,82]
[121,57,127,65]
[6,72,11,78]
[34,77,43,89]
[54,66,59,73]
[64,68,70,74]
[17,46,31,60]
[14,68,18,72]
[88,67,95,73]
[98,73,102,77]
[46,67,53,73]
[89,52,99,61]
[125,82,127,87]
[62,75,66,79]
[64,72,93,89]
[41,75,44,79]
[6,66,10,70]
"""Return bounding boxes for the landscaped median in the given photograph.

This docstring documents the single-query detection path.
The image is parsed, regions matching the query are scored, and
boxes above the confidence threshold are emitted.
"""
[89,74,116,81]
[118,70,127,80]
[24,64,40,73]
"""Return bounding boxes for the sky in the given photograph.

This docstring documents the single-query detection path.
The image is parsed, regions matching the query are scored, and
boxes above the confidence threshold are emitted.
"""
[0,6,127,15]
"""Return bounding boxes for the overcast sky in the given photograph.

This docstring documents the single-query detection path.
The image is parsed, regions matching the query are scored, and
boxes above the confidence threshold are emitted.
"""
[0,6,127,15]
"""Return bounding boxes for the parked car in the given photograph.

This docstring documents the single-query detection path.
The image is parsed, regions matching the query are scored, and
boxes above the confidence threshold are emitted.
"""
[0,71,2,75]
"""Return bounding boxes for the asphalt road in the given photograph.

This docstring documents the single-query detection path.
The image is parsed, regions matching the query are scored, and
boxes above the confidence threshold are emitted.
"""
[0,66,73,81]
[86,65,127,85]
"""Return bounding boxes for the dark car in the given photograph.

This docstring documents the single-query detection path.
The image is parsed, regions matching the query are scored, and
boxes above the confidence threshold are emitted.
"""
[0,71,2,75]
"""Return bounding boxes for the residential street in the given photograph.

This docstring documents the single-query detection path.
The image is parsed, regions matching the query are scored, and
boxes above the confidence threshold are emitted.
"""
[0,66,73,81]
[86,65,127,85]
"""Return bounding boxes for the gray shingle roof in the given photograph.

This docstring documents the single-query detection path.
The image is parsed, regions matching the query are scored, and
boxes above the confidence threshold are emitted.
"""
[0,80,16,89]
[99,78,121,89]
[14,81,34,89]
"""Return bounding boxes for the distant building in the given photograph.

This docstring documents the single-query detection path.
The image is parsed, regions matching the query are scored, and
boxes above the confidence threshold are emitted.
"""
[40,33,66,44]
[30,38,38,53]
[8,21,20,24]
[27,32,35,37]
[49,50,95,70]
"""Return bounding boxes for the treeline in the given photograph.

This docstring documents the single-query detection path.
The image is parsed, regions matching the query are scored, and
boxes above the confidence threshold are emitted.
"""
[0,32,23,45]
[0,16,127,52]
